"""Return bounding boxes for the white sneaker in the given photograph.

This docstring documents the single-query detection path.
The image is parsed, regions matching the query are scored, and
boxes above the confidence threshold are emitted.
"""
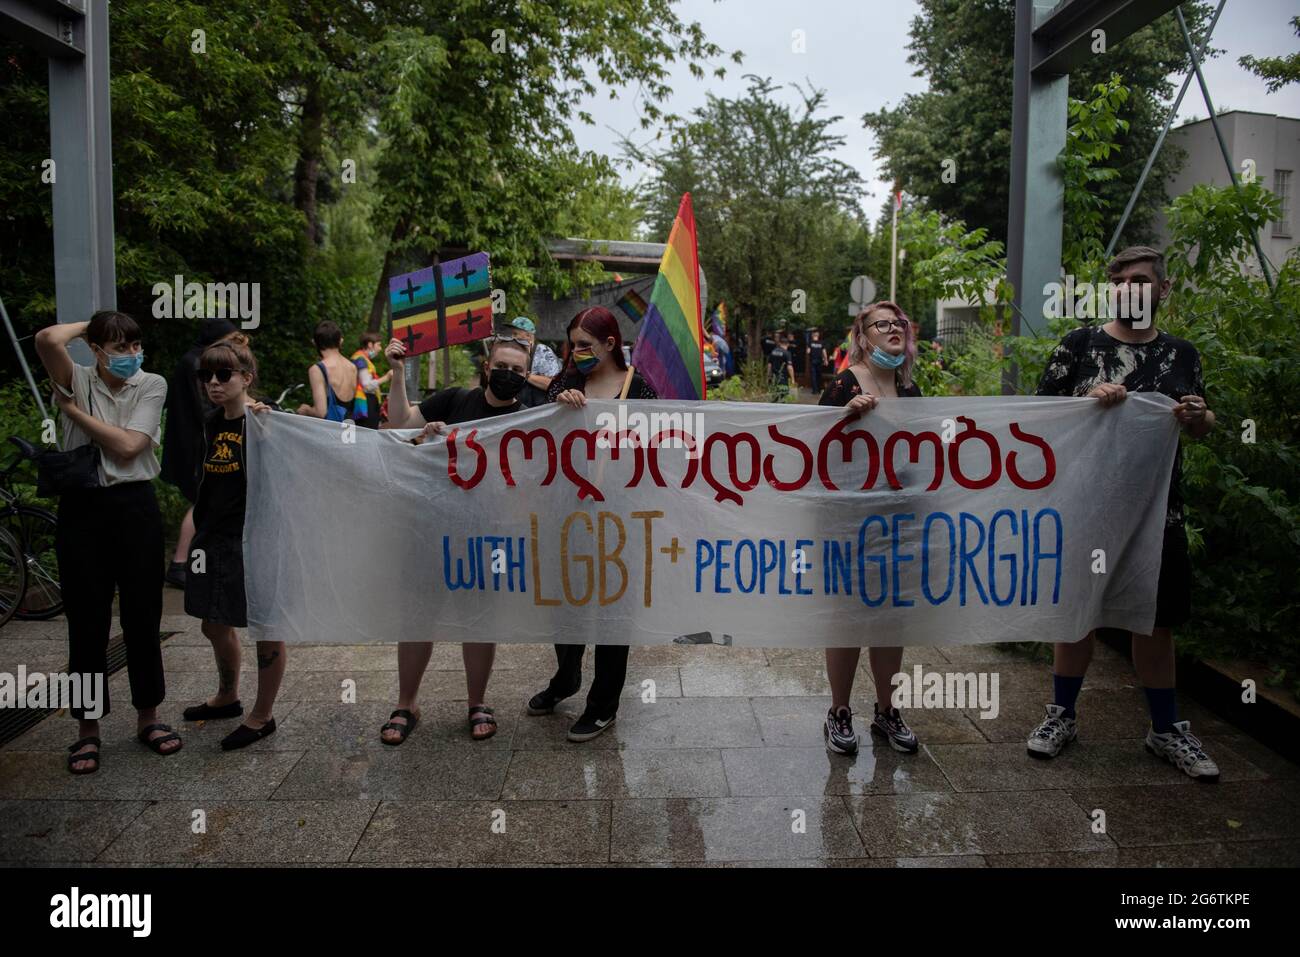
[1026,704,1077,759]
[1146,720,1220,782]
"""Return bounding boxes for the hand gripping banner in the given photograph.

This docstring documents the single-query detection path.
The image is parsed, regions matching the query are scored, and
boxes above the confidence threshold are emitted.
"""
[243,395,1179,647]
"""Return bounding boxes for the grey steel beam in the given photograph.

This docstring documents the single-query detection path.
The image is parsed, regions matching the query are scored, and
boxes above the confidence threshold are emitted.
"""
[0,0,86,59]
[1007,0,1068,372]
[46,0,112,362]
[1032,0,1182,75]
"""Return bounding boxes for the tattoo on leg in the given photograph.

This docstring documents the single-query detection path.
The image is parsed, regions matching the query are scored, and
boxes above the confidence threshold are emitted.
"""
[218,662,238,695]
[257,650,280,671]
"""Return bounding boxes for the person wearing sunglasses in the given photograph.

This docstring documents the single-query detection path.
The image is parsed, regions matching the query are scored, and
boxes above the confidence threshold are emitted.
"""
[377,333,532,744]
[34,311,181,774]
[817,301,923,757]
[181,336,283,749]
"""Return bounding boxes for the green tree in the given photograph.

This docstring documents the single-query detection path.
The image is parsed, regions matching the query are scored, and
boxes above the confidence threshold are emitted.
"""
[863,0,1214,244]
[630,76,863,351]
[1238,16,1300,92]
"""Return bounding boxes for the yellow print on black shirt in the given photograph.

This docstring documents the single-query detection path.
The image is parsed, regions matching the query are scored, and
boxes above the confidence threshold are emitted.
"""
[204,429,243,475]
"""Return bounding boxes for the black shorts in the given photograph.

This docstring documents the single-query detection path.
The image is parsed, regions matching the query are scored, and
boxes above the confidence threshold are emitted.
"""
[1153,523,1191,629]
[183,532,247,628]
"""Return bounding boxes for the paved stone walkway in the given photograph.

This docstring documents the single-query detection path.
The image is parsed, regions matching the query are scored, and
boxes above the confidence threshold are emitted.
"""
[2,602,1298,866]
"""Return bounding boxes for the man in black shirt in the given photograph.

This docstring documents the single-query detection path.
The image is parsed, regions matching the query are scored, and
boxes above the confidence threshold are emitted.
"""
[768,336,793,388]
[808,330,827,394]
[1026,246,1220,781]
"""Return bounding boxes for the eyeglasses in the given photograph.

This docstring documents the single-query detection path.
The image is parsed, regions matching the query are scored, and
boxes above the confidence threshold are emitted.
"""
[489,335,532,348]
[195,368,247,383]
[869,319,908,334]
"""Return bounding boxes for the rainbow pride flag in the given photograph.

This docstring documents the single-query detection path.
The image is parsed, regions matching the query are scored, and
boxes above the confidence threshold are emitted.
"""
[630,193,706,399]
[614,287,648,324]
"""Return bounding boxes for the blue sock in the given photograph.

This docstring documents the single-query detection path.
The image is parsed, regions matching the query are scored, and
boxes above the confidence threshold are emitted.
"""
[1144,687,1178,734]
[1053,674,1084,719]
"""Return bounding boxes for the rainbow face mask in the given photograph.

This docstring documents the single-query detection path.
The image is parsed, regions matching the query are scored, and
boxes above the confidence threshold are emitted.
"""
[573,348,600,375]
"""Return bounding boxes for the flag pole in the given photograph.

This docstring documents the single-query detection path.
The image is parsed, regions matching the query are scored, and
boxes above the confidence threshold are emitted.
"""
[890,183,899,302]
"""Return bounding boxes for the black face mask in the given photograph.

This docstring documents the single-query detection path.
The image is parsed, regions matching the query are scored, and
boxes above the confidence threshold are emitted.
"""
[488,368,526,401]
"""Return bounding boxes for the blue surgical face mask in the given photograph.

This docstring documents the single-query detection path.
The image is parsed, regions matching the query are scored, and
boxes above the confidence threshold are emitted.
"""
[101,349,144,379]
[869,346,905,370]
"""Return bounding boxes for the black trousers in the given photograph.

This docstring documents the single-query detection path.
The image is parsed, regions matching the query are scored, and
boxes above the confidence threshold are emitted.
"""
[56,481,165,720]
[810,362,824,395]
[546,644,629,717]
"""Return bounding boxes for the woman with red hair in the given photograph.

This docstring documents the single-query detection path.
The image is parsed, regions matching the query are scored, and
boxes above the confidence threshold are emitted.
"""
[817,301,923,757]
[525,307,656,741]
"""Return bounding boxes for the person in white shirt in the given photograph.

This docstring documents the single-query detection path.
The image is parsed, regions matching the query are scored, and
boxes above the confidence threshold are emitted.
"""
[34,311,183,774]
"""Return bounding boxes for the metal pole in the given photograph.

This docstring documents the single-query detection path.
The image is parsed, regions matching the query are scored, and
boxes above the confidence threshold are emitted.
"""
[889,185,899,301]
[1105,0,1226,260]
[1174,5,1275,292]
[0,294,50,421]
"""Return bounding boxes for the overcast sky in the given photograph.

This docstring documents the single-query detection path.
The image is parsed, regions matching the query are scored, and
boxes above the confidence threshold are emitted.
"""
[571,0,1300,225]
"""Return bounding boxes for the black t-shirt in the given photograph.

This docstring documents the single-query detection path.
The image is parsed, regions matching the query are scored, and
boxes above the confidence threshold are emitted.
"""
[809,341,827,366]
[768,346,790,377]
[193,411,247,536]
[417,387,522,426]
[818,367,922,406]
[545,369,658,401]
[1035,325,1204,527]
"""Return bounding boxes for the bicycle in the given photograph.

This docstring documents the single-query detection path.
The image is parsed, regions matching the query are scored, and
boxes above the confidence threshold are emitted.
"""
[1,436,63,620]
[0,524,26,629]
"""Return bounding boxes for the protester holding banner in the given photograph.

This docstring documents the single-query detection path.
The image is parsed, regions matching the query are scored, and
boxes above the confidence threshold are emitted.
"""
[528,306,656,741]
[817,301,922,756]
[1025,245,1220,781]
[181,336,284,750]
[160,318,239,588]
[297,321,357,421]
[377,333,533,743]
[34,311,181,774]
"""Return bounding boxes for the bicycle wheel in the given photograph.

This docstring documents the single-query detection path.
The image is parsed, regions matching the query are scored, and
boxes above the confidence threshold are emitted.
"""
[0,525,26,629]
[2,505,61,620]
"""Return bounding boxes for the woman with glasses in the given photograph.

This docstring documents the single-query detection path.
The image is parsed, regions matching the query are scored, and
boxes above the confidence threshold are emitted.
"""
[181,336,283,749]
[377,333,532,743]
[817,302,923,757]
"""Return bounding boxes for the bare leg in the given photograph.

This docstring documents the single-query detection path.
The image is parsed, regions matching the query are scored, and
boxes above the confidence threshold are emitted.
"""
[463,642,495,706]
[825,647,862,711]
[1053,630,1095,678]
[868,646,905,711]
[203,620,241,706]
[382,641,433,743]
[1131,627,1175,687]
[246,641,286,729]
[463,642,497,739]
[173,507,196,563]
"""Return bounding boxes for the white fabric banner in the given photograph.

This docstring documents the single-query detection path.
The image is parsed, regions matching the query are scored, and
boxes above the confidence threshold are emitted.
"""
[244,395,1179,647]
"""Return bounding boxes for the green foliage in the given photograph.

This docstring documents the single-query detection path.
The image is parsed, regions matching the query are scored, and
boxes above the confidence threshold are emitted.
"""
[1238,16,1300,93]
[709,357,794,403]
[630,76,863,345]
[864,0,1214,243]
[1059,76,1130,271]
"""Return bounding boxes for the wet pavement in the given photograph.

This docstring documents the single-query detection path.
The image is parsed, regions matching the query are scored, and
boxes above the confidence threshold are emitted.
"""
[2,599,1298,867]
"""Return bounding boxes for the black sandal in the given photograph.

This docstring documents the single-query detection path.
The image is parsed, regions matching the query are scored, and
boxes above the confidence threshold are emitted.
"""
[468,705,497,741]
[380,709,419,746]
[67,736,101,775]
[137,723,184,756]
[220,718,276,751]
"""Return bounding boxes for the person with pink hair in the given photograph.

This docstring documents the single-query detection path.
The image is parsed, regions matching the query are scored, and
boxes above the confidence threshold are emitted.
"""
[816,301,922,757]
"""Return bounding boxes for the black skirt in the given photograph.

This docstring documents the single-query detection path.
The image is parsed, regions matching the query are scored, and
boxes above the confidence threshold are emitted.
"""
[183,531,248,627]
